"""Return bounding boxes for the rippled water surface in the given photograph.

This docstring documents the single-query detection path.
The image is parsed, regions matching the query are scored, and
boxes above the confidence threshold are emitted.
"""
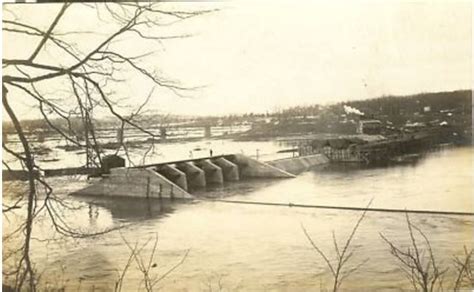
[3,146,473,291]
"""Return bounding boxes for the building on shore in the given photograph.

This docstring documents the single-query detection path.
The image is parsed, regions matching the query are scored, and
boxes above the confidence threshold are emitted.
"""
[357,119,382,135]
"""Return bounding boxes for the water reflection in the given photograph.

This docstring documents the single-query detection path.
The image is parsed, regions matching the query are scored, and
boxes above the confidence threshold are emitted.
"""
[192,178,285,198]
[321,158,423,173]
[74,196,181,222]
[74,177,287,222]
[47,249,117,291]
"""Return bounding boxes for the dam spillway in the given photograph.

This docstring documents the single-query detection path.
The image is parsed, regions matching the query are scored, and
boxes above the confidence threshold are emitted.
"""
[71,154,329,199]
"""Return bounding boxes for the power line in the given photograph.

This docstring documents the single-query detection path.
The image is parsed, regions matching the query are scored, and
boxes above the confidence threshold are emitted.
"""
[195,198,474,217]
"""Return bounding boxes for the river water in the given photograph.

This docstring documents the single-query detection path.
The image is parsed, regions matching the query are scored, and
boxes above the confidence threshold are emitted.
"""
[2,145,473,291]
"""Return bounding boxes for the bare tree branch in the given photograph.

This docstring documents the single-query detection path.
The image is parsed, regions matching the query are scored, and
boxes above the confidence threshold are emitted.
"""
[301,198,373,291]
[2,4,215,290]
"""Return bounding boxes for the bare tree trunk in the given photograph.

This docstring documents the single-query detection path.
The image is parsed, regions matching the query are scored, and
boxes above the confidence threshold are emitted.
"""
[2,5,215,289]
[3,84,36,291]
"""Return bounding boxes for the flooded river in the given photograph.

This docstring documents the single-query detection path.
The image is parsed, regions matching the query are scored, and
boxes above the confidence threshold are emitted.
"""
[3,145,473,291]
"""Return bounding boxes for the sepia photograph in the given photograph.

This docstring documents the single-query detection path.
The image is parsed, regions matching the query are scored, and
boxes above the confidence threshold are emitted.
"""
[2,1,473,291]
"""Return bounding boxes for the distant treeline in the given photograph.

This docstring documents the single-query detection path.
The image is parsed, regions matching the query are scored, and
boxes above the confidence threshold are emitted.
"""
[337,89,471,118]
[3,90,472,135]
[243,90,472,138]
[277,90,471,120]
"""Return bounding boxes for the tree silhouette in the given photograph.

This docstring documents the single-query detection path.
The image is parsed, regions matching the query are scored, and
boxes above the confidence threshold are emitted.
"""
[2,3,214,290]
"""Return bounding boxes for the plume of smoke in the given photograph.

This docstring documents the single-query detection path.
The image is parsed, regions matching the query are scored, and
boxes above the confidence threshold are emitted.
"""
[343,105,365,116]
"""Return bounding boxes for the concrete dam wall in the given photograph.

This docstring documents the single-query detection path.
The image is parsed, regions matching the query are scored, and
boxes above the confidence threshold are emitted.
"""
[74,168,193,199]
[72,154,328,199]
[267,154,330,175]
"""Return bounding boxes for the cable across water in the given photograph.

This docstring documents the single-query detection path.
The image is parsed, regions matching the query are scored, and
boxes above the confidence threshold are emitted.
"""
[193,198,474,217]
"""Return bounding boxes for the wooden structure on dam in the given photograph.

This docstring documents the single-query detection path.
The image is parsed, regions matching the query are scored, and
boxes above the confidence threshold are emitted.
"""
[291,130,458,164]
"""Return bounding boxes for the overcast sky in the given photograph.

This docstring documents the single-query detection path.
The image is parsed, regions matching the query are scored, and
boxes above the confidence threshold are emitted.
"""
[2,0,472,119]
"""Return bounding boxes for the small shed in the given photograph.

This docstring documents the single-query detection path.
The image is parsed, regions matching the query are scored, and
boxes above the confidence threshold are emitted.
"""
[357,120,382,135]
[101,155,125,173]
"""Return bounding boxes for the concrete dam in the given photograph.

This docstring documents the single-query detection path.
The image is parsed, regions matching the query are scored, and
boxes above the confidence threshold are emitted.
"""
[72,154,329,199]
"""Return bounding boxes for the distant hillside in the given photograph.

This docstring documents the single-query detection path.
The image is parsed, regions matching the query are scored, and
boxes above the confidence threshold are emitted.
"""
[242,90,472,138]
[336,90,471,122]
